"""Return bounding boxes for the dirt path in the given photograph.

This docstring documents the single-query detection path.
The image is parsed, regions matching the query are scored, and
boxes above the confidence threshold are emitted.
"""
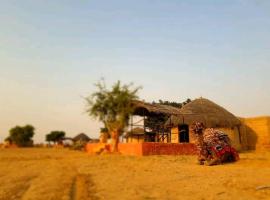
[0,149,270,200]
[70,174,99,200]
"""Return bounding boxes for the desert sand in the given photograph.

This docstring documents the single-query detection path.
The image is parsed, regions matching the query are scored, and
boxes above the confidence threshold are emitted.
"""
[0,148,270,200]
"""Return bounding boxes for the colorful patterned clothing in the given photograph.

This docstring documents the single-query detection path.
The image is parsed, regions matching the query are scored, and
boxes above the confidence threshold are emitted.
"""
[195,128,239,165]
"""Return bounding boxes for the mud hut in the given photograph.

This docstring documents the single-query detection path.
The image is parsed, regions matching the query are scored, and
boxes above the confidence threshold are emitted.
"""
[167,98,243,150]
[73,133,91,143]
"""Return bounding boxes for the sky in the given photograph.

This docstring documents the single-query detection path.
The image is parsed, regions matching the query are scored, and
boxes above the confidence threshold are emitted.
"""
[0,0,270,143]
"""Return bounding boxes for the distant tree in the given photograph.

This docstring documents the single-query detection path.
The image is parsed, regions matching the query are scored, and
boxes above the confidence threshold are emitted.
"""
[85,80,141,152]
[145,99,192,132]
[6,125,35,147]
[45,131,66,144]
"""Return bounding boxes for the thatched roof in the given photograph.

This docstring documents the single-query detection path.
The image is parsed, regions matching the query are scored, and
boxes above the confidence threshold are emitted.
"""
[167,98,241,128]
[132,100,182,116]
[73,133,91,142]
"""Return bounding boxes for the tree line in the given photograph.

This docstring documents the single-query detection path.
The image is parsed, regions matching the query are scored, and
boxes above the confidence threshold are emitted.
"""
[4,125,66,147]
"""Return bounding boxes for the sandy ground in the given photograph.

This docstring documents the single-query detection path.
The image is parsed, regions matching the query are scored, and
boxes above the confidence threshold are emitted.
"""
[0,148,270,200]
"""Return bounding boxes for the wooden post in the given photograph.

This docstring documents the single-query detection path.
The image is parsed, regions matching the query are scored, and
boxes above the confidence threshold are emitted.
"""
[143,109,146,142]
[169,116,172,143]
[131,115,133,134]
[131,115,134,143]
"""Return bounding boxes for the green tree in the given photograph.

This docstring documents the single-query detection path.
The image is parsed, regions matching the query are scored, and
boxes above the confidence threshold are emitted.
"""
[45,131,66,144]
[6,125,35,147]
[86,80,141,152]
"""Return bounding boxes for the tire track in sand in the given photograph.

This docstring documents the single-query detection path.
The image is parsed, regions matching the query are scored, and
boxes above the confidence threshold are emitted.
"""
[70,174,99,200]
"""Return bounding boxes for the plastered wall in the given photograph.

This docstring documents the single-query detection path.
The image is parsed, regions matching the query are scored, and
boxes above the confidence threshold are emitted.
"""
[241,116,270,150]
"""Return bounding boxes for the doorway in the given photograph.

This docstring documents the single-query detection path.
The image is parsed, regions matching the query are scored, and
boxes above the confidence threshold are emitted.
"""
[178,124,189,143]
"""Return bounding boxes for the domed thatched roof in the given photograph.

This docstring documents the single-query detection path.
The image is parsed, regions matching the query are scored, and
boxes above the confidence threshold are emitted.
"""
[73,133,91,142]
[168,98,241,128]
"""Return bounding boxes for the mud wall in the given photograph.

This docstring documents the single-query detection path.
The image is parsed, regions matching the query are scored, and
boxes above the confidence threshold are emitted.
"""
[241,116,270,150]
[85,143,196,156]
[170,126,241,150]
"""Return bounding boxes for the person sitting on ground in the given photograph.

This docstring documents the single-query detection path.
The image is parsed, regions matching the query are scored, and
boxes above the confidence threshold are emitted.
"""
[191,122,239,166]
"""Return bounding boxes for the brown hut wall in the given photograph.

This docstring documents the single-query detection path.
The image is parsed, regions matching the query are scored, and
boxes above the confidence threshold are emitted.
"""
[170,125,242,151]
[218,127,241,151]
[171,127,179,143]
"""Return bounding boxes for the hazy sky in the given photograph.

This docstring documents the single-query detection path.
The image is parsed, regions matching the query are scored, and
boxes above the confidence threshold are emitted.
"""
[1,0,270,142]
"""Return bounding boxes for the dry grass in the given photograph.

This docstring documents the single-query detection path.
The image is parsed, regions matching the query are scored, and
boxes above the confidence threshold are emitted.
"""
[0,148,270,200]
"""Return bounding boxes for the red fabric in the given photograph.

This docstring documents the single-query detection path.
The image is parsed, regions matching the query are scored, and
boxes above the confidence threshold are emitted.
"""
[210,145,239,161]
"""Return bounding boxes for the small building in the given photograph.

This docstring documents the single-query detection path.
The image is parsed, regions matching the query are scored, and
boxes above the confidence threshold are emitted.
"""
[73,133,91,143]
[63,133,99,146]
